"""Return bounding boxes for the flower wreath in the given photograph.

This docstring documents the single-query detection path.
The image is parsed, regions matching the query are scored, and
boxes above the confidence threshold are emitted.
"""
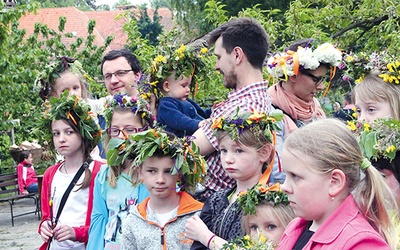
[266,42,342,96]
[348,118,400,162]
[221,234,275,250]
[107,128,208,192]
[42,91,102,150]
[34,56,95,100]
[142,44,209,101]
[102,93,155,127]
[342,51,400,84]
[267,42,342,80]
[237,183,288,215]
[211,107,283,143]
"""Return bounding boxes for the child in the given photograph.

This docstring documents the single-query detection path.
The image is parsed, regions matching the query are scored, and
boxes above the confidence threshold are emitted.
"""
[17,150,38,194]
[347,56,400,122]
[151,45,210,137]
[36,56,92,101]
[88,93,154,249]
[116,129,206,249]
[240,184,295,246]
[278,118,397,249]
[36,56,106,160]
[186,108,283,249]
[221,184,295,249]
[38,92,103,250]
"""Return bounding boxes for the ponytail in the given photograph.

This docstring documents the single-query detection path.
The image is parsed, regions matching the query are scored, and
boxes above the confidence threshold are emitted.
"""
[354,164,398,249]
[75,158,93,191]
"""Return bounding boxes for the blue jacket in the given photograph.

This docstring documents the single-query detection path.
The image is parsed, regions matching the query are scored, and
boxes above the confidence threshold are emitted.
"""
[88,165,149,249]
[157,97,210,137]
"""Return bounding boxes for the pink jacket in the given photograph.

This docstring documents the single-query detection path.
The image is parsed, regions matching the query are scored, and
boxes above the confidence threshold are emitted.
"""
[17,161,37,193]
[38,160,102,250]
[277,195,390,250]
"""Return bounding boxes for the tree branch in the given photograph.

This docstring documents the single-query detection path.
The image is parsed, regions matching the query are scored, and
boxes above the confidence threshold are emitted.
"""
[331,15,388,38]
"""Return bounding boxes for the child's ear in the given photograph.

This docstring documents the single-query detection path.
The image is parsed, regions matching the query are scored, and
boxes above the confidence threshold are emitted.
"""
[259,144,273,163]
[162,80,170,92]
[329,169,346,197]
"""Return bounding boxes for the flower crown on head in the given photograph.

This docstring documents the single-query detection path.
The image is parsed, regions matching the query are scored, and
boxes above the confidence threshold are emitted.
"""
[266,42,343,82]
[341,51,400,84]
[211,107,283,143]
[348,118,400,162]
[107,128,208,192]
[221,234,275,250]
[237,183,289,215]
[102,93,155,127]
[145,44,209,100]
[34,56,95,100]
[43,91,102,149]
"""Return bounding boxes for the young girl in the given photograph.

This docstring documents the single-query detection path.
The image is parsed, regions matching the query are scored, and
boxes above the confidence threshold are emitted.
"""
[113,129,206,249]
[240,185,295,246]
[36,56,92,102]
[36,56,105,160]
[221,184,295,249]
[278,118,397,249]
[17,151,38,194]
[38,93,103,250]
[352,58,400,122]
[186,108,283,249]
[88,93,154,249]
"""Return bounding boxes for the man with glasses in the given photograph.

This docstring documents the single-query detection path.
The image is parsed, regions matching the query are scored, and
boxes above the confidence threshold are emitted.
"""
[101,49,142,97]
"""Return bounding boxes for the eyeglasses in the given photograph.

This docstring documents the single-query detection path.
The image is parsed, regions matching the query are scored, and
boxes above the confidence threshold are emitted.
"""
[301,71,328,85]
[106,126,145,137]
[103,69,133,82]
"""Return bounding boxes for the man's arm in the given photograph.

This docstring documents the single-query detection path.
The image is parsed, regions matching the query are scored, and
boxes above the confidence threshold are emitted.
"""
[193,128,215,156]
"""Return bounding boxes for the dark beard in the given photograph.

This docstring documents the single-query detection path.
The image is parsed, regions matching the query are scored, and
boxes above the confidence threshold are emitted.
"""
[223,69,237,89]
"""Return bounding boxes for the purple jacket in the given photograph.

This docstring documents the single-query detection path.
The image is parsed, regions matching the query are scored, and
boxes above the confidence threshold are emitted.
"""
[277,195,390,250]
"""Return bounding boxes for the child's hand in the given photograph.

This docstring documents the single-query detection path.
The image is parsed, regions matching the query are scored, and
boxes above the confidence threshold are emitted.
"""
[39,220,54,242]
[198,120,207,128]
[53,224,76,242]
[185,215,213,244]
[22,190,29,195]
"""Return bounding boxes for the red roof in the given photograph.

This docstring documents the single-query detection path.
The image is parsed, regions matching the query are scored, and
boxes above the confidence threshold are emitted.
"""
[17,6,173,51]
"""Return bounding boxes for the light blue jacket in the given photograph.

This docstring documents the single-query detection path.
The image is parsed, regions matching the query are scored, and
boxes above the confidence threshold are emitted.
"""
[88,165,149,250]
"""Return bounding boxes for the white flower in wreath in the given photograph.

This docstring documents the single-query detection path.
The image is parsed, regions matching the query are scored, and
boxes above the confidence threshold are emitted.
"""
[313,43,342,67]
[297,47,320,70]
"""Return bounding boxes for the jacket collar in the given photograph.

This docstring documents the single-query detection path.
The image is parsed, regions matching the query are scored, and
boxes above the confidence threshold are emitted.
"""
[137,191,203,219]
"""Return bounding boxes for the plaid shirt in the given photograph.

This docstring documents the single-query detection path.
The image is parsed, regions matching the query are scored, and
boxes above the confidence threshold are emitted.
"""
[200,81,273,198]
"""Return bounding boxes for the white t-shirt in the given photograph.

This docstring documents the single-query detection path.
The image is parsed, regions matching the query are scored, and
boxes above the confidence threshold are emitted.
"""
[147,203,178,227]
[49,162,94,250]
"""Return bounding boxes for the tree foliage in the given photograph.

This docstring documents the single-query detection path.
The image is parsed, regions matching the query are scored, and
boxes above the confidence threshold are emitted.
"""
[0,1,112,170]
[1,0,399,171]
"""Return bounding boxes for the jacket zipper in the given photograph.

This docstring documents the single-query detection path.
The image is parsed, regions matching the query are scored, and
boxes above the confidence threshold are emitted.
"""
[218,202,235,236]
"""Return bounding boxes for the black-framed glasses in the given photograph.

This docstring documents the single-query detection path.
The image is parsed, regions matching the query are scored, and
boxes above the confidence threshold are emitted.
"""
[301,71,328,85]
[106,126,146,137]
[103,69,133,82]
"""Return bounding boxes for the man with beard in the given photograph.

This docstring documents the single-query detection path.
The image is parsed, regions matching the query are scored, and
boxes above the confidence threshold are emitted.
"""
[193,18,283,200]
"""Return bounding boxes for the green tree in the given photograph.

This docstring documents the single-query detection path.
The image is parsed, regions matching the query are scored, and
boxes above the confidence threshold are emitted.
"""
[137,4,163,46]
[17,0,97,10]
[0,1,112,170]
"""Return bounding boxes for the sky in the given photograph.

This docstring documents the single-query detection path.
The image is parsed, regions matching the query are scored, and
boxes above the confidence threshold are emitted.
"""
[95,0,150,7]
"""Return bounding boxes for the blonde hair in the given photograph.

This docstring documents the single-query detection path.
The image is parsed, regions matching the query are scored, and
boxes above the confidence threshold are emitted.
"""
[284,118,397,249]
[354,72,400,120]
[52,69,90,100]
[104,108,149,188]
[243,201,295,236]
